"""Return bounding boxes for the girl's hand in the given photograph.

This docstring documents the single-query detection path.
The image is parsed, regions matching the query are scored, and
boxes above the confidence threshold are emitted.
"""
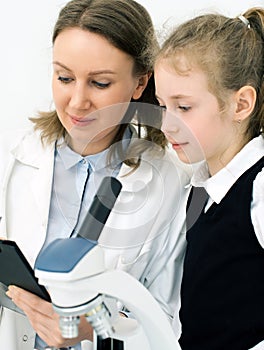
[6,285,93,348]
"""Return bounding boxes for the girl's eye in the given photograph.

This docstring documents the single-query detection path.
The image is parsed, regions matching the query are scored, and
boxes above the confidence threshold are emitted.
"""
[58,76,73,84]
[158,105,167,117]
[92,80,111,89]
[157,105,167,113]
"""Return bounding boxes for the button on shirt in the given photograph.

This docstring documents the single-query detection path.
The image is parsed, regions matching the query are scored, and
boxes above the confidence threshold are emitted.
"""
[35,132,129,350]
[42,142,123,250]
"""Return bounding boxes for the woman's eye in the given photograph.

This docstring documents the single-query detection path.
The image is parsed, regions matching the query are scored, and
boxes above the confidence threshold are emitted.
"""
[92,80,111,89]
[58,76,73,84]
[179,105,191,112]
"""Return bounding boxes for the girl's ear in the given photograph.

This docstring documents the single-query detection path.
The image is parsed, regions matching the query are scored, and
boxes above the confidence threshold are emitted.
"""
[132,73,151,100]
[234,85,256,122]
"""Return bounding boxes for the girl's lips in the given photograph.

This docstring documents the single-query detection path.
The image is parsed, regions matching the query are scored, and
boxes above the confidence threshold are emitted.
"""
[164,134,187,148]
[171,141,188,150]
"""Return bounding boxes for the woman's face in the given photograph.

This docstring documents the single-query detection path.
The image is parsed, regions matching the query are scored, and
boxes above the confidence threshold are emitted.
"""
[155,59,238,175]
[52,28,146,155]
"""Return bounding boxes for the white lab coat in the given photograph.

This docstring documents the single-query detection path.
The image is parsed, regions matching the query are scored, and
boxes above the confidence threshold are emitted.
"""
[0,128,191,349]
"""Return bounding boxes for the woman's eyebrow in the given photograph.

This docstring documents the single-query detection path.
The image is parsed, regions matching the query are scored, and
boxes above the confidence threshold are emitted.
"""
[53,61,117,76]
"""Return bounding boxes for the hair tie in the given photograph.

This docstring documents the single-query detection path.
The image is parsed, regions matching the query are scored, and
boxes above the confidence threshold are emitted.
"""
[238,15,250,29]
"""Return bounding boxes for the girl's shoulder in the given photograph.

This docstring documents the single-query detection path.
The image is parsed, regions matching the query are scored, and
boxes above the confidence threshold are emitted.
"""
[253,165,264,200]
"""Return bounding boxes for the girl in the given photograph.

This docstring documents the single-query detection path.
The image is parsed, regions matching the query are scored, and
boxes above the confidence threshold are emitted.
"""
[155,7,264,350]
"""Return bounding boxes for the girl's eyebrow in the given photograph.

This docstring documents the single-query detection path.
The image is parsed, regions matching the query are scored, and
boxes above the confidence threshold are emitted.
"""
[156,93,191,100]
[171,94,192,99]
[52,61,116,76]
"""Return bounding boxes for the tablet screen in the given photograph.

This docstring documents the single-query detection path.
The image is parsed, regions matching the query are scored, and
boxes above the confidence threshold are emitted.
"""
[0,240,50,307]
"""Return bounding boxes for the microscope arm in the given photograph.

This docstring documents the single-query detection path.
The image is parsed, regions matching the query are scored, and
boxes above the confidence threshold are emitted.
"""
[35,238,181,350]
[40,270,180,350]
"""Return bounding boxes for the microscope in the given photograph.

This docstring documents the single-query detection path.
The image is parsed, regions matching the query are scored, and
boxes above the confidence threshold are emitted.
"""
[35,177,181,350]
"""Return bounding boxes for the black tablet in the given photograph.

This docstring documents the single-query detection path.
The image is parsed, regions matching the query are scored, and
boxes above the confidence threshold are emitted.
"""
[0,239,51,310]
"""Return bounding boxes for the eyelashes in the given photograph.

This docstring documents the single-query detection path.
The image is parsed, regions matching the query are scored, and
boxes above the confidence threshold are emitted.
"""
[91,81,111,89]
[158,105,191,112]
[57,76,111,89]
[58,76,73,84]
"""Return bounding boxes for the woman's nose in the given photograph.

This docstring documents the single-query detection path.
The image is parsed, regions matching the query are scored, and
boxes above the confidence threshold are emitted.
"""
[69,83,91,110]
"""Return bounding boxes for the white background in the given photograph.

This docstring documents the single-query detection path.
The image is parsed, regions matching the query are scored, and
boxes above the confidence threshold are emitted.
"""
[1,0,263,130]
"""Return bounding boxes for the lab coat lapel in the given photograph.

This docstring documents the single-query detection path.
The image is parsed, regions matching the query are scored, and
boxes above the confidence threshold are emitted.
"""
[0,157,15,237]
[12,133,55,232]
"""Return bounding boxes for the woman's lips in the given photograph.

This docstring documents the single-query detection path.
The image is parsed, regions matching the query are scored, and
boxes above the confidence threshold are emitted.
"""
[70,115,96,126]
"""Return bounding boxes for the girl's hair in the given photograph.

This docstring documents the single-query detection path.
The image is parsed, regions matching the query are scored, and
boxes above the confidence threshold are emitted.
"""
[156,7,264,140]
[30,0,167,169]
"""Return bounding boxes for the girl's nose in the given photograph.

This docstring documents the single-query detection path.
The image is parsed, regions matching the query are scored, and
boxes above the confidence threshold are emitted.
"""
[161,109,177,134]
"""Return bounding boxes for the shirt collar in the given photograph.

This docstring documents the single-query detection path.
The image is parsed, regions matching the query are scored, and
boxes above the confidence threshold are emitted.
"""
[56,140,83,170]
[57,127,132,171]
[191,135,264,204]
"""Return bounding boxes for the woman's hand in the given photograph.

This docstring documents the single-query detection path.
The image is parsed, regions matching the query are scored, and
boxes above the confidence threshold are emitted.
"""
[6,285,93,348]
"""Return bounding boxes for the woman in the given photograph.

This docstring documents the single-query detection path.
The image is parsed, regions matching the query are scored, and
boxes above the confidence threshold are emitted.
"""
[0,0,191,349]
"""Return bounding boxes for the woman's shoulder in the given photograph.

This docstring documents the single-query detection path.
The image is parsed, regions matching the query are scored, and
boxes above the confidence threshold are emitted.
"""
[138,145,193,190]
[0,126,45,162]
[0,127,34,148]
[144,145,194,177]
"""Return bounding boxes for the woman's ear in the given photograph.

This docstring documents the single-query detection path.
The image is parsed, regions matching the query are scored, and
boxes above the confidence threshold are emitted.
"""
[132,73,151,100]
[234,85,256,122]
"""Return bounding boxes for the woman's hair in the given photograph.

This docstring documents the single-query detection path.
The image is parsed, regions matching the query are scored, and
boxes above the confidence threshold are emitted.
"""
[156,7,264,140]
[30,0,167,169]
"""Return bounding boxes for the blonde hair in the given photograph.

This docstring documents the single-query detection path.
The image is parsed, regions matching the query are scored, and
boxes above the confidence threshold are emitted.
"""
[157,7,264,140]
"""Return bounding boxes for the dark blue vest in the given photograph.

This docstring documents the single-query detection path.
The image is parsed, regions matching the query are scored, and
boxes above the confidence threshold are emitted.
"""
[179,156,264,350]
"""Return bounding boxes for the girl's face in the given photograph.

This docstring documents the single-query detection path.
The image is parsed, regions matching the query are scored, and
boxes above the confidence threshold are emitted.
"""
[155,59,238,175]
[52,28,147,155]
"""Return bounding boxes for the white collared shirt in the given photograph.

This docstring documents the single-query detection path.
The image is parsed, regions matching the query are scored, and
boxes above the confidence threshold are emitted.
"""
[190,135,264,247]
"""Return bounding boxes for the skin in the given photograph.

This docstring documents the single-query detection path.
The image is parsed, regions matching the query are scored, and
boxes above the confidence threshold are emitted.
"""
[6,27,149,348]
[7,285,91,347]
[52,27,148,156]
[154,58,255,176]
